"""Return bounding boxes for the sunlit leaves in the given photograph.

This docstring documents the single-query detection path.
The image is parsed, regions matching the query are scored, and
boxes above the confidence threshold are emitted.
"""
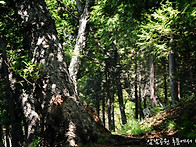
[0,1,5,5]
[137,0,180,57]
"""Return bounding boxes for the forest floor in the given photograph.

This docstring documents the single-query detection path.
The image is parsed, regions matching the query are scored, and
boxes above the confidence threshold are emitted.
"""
[90,97,196,147]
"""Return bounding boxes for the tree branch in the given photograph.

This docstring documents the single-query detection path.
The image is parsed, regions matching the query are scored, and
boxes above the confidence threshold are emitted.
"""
[56,0,79,20]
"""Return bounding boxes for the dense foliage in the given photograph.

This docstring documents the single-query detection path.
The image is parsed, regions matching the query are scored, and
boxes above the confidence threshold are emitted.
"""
[0,0,195,146]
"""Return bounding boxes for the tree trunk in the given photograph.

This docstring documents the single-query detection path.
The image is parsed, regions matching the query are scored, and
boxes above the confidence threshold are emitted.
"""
[68,0,93,93]
[178,81,181,100]
[15,0,97,146]
[139,80,143,120]
[102,91,106,127]
[111,88,115,131]
[105,63,112,131]
[163,58,168,105]
[149,54,157,107]
[116,68,127,125]
[96,96,100,118]
[0,124,4,147]
[113,42,127,125]
[5,126,11,147]
[0,38,20,147]
[169,51,179,105]
[134,61,138,119]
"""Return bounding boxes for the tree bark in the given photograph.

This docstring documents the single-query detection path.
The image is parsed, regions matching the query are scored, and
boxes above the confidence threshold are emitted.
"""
[149,54,157,107]
[68,0,93,93]
[15,0,97,146]
[169,51,179,105]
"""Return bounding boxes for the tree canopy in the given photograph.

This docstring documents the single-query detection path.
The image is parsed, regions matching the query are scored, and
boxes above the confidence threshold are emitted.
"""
[0,0,195,146]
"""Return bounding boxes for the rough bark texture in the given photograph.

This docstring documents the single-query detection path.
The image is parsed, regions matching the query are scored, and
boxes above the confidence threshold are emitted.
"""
[169,51,178,105]
[149,54,157,107]
[15,0,97,146]
[68,0,93,93]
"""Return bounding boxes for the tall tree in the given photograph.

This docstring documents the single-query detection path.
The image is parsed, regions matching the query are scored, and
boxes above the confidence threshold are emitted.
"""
[149,54,157,107]
[14,0,97,146]
[169,50,178,104]
[68,0,93,93]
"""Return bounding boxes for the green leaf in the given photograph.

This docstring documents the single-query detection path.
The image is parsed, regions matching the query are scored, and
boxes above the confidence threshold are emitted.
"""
[0,1,6,5]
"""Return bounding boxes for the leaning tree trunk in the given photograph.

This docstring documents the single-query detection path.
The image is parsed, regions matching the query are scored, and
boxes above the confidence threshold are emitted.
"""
[68,0,93,93]
[15,0,97,146]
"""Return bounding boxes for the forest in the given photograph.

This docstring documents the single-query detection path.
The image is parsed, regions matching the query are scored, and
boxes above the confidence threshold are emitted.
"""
[0,0,195,146]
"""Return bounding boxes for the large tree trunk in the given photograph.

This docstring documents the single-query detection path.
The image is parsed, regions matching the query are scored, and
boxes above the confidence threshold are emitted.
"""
[149,54,157,107]
[68,0,93,93]
[15,0,97,146]
[169,51,179,105]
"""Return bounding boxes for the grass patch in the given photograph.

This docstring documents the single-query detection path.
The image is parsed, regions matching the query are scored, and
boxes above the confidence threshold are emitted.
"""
[118,118,152,135]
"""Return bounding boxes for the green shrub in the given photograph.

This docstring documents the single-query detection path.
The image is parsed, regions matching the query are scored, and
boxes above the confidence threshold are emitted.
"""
[118,118,151,135]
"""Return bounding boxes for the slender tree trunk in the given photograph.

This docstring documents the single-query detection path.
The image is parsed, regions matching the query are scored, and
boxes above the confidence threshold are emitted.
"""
[96,96,100,118]
[144,97,147,109]
[0,38,19,147]
[113,42,127,125]
[15,0,98,146]
[149,54,157,107]
[134,61,138,119]
[116,69,127,125]
[5,126,10,147]
[111,87,115,131]
[169,51,179,105]
[68,0,93,93]
[178,81,181,100]
[102,92,106,127]
[163,58,168,105]
[139,80,143,120]
[0,124,3,147]
[105,64,112,130]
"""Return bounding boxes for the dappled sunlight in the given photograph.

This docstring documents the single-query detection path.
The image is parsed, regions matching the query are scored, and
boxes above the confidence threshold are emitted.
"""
[0,0,195,146]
